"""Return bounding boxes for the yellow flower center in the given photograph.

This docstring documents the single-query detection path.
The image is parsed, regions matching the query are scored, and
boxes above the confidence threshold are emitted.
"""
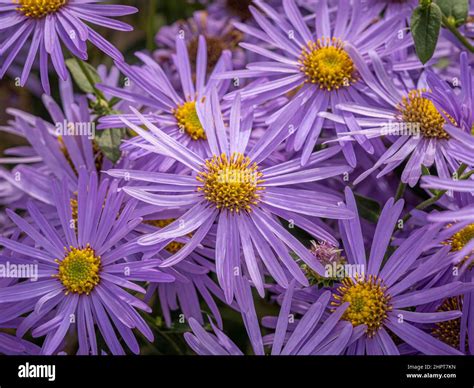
[449,223,474,252]
[196,152,265,213]
[54,245,101,295]
[145,219,186,254]
[332,275,391,337]
[14,0,67,18]
[432,297,464,350]
[398,89,454,139]
[444,223,474,269]
[174,101,207,141]
[299,37,356,91]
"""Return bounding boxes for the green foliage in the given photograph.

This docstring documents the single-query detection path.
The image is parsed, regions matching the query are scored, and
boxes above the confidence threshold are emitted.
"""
[435,0,469,26]
[411,2,442,64]
[354,194,381,223]
[66,58,102,94]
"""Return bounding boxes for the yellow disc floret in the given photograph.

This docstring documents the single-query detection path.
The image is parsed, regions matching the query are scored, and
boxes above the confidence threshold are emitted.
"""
[197,152,264,213]
[174,101,207,141]
[14,0,67,18]
[398,89,455,139]
[299,37,356,91]
[54,245,101,295]
[432,297,464,349]
[444,223,474,269]
[332,275,392,337]
[449,223,474,252]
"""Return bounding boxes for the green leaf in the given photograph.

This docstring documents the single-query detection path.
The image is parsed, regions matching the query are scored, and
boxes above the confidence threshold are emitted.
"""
[354,194,381,223]
[421,165,431,176]
[411,3,442,64]
[94,128,126,163]
[65,58,102,94]
[435,0,468,25]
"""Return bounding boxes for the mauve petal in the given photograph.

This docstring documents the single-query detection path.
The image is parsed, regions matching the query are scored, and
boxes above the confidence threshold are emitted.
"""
[385,315,462,355]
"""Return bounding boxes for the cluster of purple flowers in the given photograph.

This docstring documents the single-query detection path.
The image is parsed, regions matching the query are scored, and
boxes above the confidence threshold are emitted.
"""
[0,0,473,356]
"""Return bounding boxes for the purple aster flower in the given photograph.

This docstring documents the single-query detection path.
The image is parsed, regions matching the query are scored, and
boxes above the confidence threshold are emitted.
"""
[184,317,246,355]
[412,180,474,354]
[0,0,137,94]
[215,0,411,165]
[0,74,121,206]
[154,10,247,74]
[326,52,474,187]
[262,280,358,355]
[0,169,175,355]
[185,279,357,355]
[97,35,234,160]
[130,207,234,329]
[106,90,353,303]
[326,187,472,355]
[392,201,473,354]
[0,329,40,355]
[0,30,43,96]
[184,275,265,355]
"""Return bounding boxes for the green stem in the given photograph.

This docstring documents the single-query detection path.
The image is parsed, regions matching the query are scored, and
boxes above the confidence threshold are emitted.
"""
[76,59,107,103]
[460,169,474,180]
[142,314,183,355]
[395,182,407,201]
[442,15,474,53]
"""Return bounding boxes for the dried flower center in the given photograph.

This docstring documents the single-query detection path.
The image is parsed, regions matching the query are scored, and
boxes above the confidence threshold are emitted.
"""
[333,275,391,337]
[145,219,186,254]
[300,37,355,91]
[14,0,67,18]
[188,33,241,74]
[432,297,464,350]
[174,101,207,141]
[303,240,346,287]
[398,89,454,139]
[54,245,101,295]
[197,152,264,213]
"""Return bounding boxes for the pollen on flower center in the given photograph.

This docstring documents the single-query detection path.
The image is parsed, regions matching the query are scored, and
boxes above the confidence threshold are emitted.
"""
[54,245,101,295]
[196,152,265,213]
[299,37,356,91]
[332,275,392,337]
[14,0,67,18]
[445,223,474,269]
[449,223,474,252]
[398,89,455,139]
[174,101,207,141]
[432,297,464,349]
